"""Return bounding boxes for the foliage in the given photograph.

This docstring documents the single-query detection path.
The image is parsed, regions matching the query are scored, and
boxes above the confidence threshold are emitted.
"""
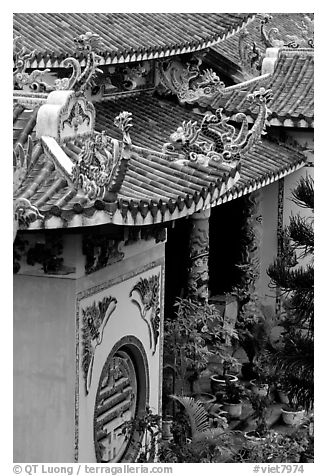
[121,406,161,463]
[158,430,245,463]
[266,175,314,410]
[170,395,210,437]
[158,393,241,462]
[247,392,270,437]
[234,295,270,364]
[222,380,247,404]
[163,297,238,394]
[235,422,314,463]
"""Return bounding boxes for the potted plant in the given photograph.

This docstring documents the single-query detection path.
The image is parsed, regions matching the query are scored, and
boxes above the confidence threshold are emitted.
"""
[163,298,214,396]
[237,428,313,463]
[210,360,240,395]
[158,395,242,463]
[221,380,247,419]
[249,353,273,398]
[233,291,270,381]
[244,392,270,442]
[163,297,238,401]
[281,393,306,427]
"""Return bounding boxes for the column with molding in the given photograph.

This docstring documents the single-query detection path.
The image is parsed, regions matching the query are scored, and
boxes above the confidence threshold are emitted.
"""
[187,208,211,303]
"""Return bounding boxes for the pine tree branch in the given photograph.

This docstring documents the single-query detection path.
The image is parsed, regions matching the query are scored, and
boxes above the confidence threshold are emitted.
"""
[289,215,314,254]
[291,175,314,211]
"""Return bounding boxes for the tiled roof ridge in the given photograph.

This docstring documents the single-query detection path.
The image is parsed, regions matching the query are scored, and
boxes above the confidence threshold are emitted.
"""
[14,13,256,68]
[277,46,314,57]
[205,13,314,88]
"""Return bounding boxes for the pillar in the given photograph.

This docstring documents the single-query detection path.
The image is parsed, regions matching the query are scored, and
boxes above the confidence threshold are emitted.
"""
[187,208,211,302]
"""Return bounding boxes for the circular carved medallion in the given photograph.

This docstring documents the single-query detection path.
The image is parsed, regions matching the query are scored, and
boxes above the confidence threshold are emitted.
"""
[94,337,148,463]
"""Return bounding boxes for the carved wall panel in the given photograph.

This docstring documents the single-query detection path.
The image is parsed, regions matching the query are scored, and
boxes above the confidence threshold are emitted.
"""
[130,273,161,355]
[75,258,164,462]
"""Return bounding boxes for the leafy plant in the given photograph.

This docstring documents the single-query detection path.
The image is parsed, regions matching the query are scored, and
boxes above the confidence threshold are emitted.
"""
[121,406,161,463]
[158,430,244,463]
[247,392,270,437]
[163,297,238,395]
[222,380,246,404]
[159,395,244,463]
[236,423,313,463]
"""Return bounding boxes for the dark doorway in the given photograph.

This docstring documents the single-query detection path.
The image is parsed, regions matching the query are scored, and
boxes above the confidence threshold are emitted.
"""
[164,217,191,319]
[209,196,247,297]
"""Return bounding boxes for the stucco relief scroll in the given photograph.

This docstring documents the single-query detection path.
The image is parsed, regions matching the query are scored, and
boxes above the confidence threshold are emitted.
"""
[129,274,161,355]
[82,296,117,394]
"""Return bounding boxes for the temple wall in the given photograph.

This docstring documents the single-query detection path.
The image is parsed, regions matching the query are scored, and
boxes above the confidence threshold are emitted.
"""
[13,275,76,462]
[76,241,165,463]
[13,230,165,463]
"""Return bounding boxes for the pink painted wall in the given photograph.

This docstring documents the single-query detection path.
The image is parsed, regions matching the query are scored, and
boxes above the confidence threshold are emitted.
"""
[13,275,76,462]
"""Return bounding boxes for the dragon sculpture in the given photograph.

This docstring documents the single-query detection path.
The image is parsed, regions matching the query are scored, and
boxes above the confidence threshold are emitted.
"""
[72,111,133,201]
[260,13,314,49]
[55,31,104,93]
[157,58,226,104]
[162,87,272,166]
[13,36,51,92]
[13,31,104,94]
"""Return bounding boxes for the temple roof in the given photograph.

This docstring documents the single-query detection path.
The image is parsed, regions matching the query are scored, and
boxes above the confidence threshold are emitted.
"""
[13,94,307,230]
[210,13,314,81]
[13,13,255,67]
[205,48,314,128]
[95,95,307,196]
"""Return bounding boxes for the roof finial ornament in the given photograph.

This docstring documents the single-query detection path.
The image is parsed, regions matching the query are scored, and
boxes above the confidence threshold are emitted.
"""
[238,28,263,78]
[162,87,272,166]
[72,112,133,201]
[286,15,314,49]
[54,32,104,93]
[259,14,284,48]
[13,35,52,92]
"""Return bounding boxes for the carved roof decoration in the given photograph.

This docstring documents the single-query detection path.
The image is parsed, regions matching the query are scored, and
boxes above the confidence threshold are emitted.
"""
[13,136,44,241]
[14,32,104,95]
[13,94,307,231]
[157,57,227,104]
[162,87,272,166]
[71,113,133,201]
[13,13,255,68]
[210,13,314,82]
[205,47,314,128]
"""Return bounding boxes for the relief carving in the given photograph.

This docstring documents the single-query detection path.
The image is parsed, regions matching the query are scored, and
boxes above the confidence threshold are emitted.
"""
[82,296,117,394]
[129,274,161,355]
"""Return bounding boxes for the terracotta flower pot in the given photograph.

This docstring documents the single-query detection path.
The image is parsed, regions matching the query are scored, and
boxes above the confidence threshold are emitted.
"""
[222,401,243,418]
[210,374,238,394]
[281,408,305,426]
